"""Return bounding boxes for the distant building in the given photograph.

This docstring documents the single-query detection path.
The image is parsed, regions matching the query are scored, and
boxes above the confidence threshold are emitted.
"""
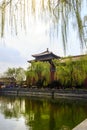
[0,77,16,88]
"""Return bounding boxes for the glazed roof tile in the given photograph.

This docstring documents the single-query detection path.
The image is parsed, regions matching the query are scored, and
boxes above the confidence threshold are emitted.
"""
[32,48,60,59]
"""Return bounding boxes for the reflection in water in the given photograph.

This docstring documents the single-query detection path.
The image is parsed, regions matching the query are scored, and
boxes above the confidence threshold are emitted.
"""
[0,97,87,130]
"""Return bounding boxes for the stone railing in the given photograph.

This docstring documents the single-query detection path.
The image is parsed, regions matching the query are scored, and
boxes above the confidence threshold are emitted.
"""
[0,88,87,99]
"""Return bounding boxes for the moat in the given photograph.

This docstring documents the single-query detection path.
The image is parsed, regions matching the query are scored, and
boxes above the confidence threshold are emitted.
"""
[0,96,87,130]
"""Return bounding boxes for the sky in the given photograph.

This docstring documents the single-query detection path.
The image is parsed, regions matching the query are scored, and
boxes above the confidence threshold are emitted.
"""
[0,0,87,75]
[0,21,85,75]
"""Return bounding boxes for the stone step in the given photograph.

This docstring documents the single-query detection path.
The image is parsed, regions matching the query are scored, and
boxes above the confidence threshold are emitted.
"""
[72,119,87,130]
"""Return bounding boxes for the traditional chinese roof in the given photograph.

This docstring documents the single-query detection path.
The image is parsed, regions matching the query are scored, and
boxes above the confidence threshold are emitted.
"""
[29,48,61,62]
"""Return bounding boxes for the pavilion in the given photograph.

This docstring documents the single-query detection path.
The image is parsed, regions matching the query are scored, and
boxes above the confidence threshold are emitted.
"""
[28,48,61,81]
[28,49,87,87]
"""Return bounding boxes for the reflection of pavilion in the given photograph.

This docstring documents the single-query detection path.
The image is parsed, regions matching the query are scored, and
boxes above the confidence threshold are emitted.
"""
[28,48,61,81]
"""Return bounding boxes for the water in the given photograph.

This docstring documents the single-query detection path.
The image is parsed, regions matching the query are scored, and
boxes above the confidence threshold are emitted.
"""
[0,96,87,130]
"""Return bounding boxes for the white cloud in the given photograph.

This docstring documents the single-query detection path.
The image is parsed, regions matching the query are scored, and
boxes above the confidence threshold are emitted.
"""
[0,14,86,74]
[0,43,27,73]
[0,22,51,74]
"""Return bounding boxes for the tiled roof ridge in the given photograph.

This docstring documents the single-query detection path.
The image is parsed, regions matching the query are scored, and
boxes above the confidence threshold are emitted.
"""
[32,48,52,57]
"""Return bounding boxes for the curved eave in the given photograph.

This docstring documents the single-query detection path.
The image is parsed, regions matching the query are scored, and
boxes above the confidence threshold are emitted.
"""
[32,53,61,59]
[27,60,36,63]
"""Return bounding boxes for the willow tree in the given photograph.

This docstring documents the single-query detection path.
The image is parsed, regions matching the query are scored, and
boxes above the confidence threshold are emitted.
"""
[26,61,50,87]
[53,56,87,88]
[0,0,87,50]
[4,67,26,84]
[26,62,39,86]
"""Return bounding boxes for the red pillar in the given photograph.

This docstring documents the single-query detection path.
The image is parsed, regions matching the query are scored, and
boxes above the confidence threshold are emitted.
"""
[50,64,55,82]
[84,78,87,88]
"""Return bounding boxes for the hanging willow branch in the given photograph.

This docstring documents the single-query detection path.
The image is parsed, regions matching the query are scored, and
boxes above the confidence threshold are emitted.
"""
[53,0,87,51]
[0,0,87,52]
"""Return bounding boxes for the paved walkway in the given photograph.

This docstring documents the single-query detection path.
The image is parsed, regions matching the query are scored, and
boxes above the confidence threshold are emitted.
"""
[72,119,87,130]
